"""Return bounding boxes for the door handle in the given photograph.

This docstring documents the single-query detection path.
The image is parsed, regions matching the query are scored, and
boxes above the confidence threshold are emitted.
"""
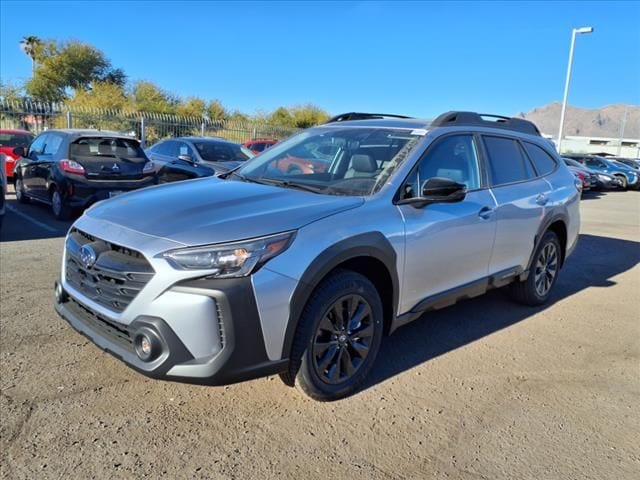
[536,194,549,206]
[478,206,494,219]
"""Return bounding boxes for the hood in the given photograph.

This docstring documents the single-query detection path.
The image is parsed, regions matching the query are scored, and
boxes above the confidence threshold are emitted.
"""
[87,177,364,246]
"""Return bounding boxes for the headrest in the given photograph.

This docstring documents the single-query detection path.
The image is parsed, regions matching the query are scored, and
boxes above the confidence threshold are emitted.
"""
[351,154,377,173]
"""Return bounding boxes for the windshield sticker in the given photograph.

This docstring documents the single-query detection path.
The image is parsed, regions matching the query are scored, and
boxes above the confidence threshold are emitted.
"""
[410,129,428,136]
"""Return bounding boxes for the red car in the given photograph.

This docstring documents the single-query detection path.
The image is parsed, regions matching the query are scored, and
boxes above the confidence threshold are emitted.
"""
[0,129,34,179]
[243,138,277,154]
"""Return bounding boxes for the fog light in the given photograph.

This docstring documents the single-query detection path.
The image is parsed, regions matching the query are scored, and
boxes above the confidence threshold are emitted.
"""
[134,329,161,362]
[54,281,68,303]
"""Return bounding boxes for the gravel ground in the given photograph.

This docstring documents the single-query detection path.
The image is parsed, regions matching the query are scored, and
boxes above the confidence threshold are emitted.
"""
[1,189,639,479]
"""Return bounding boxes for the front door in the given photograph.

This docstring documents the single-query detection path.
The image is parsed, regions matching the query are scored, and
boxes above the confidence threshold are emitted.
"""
[397,134,497,314]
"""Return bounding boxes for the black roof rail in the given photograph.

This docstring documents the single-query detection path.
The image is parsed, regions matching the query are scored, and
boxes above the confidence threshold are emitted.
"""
[430,111,541,136]
[325,112,413,123]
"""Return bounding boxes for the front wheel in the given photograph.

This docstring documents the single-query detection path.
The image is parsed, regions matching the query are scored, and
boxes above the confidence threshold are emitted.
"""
[510,231,561,306]
[616,175,628,189]
[281,270,384,401]
[51,188,72,220]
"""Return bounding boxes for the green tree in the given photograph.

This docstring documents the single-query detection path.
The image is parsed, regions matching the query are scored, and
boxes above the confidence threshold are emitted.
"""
[227,110,249,123]
[67,81,128,111]
[19,35,43,75]
[0,81,24,103]
[206,99,228,121]
[24,39,125,101]
[290,104,329,128]
[130,81,177,113]
[269,107,295,127]
[176,97,206,118]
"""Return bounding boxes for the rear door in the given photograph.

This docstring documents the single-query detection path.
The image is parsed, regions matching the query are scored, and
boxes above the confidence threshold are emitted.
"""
[32,133,64,199]
[21,133,48,197]
[482,135,551,275]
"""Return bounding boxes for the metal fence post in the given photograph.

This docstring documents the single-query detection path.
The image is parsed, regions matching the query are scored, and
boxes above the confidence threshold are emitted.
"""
[201,121,205,136]
[140,117,146,148]
[252,127,257,140]
[66,111,72,129]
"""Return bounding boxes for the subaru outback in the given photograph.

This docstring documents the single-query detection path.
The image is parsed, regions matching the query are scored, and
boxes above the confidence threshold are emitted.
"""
[54,111,580,401]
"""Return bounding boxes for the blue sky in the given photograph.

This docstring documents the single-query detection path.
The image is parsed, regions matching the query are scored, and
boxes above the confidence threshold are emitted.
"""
[1,1,638,117]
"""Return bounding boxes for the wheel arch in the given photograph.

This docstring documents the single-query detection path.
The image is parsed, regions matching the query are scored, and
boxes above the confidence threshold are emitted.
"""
[522,213,569,280]
[280,232,399,361]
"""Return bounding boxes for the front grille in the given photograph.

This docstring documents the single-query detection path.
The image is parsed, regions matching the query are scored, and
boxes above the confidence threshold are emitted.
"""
[65,228,154,312]
[66,297,135,353]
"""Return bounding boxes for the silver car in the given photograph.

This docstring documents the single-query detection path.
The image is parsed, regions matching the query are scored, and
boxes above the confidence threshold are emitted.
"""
[54,111,580,401]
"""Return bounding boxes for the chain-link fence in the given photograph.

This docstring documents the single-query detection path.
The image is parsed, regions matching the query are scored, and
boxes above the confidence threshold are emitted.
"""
[0,100,300,147]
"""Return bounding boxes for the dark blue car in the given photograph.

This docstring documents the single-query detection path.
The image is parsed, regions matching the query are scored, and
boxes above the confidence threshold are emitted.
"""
[566,155,639,190]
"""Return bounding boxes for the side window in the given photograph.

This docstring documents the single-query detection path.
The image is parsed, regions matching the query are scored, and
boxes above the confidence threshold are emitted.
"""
[585,158,601,168]
[28,134,48,157]
[483,136,535,186]
[153,140,175,156]
[402,135,481,199]
[43,134,64,155]
[523,142,557,176]
[177,142,194,157]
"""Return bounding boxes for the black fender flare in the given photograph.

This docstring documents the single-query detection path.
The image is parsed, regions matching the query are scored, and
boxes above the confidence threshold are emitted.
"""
[280,232,399,359]
[521,211,569,280]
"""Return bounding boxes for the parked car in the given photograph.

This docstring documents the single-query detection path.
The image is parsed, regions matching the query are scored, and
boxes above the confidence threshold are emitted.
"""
[0,129,34,179]
[54,111,580,401]
[0,153,6,230]
[243,138,277,154]
[146,137,254,183]
[565,154,639,190]
[562,157,621,190]
[611,157,640,171]
[567,166,590,192]
[13,129,156,220]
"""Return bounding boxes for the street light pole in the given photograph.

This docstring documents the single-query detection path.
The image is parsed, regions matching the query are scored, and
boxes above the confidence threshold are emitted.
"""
[557,26,593,154]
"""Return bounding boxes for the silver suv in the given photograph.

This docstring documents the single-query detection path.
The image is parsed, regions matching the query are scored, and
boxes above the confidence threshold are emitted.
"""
[54,111,580,401]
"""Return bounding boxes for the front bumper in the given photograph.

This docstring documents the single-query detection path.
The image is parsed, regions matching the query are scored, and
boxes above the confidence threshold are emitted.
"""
[54,275,288,386]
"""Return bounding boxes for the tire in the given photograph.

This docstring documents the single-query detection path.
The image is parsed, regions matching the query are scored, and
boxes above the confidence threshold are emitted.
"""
[51,187,72,220]
[15,177,30,204]
[615,175,627,190]
[280,269,384,401]
[510,231,561,306]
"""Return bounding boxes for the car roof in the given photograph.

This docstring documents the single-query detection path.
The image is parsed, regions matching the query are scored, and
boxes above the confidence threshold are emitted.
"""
[0,128,34,135]
[322,118,431,129]
[42,129,137,140]
[176,136,238,144]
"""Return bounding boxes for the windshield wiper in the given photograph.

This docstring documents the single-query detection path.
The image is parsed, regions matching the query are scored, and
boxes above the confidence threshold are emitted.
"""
[251,177,325,194]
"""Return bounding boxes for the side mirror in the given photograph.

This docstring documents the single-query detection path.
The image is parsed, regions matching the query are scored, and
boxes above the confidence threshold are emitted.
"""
[177,154,196,165]
[13,147,26,158]
[399,177,467,208]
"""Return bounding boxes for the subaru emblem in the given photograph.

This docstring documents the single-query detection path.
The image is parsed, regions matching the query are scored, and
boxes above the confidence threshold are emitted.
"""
[111,163,120,172]
[79,245,97,268]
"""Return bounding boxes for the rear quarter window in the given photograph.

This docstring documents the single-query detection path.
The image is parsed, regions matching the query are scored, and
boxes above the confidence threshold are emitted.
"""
[523,142,557,176]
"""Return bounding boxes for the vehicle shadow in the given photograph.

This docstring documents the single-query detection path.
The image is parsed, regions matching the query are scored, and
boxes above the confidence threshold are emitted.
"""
[0,194,76,242]
[363,233,640,392]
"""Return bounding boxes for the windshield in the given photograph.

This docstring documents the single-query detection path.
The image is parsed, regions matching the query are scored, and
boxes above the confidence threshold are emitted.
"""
[236,127,422,196]
[69,137,147,162]
[193,141,254,162]
[0,132,33,148]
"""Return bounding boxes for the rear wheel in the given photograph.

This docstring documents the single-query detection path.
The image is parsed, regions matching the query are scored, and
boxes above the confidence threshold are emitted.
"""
[615,175,627,189]
[15,177,30,204]
[281,270,384,401]
[51,187,72,220]
[510,231,561,306]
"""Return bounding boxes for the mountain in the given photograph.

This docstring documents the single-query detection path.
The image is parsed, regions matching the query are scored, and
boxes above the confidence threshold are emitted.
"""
[516,103,640,139]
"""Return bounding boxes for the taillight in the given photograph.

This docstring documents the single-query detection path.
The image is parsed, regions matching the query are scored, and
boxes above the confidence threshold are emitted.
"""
[60,159,85,175]
[143,161,155,175]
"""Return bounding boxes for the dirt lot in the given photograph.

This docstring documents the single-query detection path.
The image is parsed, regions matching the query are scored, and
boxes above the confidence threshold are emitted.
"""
[1,188,639,480]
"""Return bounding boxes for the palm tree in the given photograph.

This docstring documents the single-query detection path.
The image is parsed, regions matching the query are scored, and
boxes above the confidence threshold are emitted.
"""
[19,36,42,76]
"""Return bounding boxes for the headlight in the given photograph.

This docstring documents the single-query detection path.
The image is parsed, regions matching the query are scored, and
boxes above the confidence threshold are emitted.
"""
[161,231,296,276]
[597,174,610,181]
